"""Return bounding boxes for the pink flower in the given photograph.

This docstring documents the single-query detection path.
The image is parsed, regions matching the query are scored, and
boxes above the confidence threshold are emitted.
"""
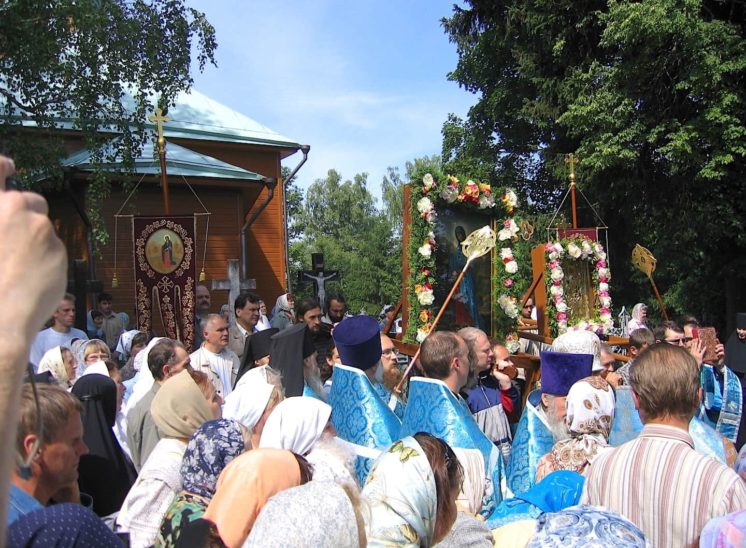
[553,279,562,286]
[598,291,609,298]
[503,278,514,288]
[557,312,568,321]
[599,277,608,283]
[549,260,560,269]
[600,307,611,315]
[554,295,563,304]
[545,243,554,252]
[596,260,606,268]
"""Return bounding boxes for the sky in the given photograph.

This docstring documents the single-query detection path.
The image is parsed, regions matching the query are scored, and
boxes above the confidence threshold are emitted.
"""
[186,0,476,200]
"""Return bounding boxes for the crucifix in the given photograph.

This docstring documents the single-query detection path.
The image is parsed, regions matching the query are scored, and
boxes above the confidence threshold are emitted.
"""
[212,259,256,317]
[148,107,172,215]
[298,253,338,311]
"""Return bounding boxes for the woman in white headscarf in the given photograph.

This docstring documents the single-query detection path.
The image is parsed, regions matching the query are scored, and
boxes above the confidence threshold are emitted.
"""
[627,303,648,333]
[270,293,295,331]
[259,396,332,456]
[536,376,615,481]
[222,365,284,448]
[37,346,77,388]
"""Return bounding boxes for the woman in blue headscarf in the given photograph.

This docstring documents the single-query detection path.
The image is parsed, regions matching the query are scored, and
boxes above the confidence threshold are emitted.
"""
[156,419,250,547]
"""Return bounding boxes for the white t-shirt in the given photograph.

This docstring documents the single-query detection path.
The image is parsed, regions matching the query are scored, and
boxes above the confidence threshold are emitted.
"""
[29,327,88,368]
[189,346,239,398]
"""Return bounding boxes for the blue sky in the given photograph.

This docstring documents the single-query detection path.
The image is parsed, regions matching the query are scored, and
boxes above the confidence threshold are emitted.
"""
[186,0,476,200]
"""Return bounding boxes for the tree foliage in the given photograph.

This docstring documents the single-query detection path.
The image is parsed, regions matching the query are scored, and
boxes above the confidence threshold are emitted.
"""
[288,169,403,315]
[0,0,217,244]
[443,0,746,330]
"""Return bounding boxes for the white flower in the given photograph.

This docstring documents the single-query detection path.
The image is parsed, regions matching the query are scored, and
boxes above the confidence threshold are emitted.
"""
[440,187,458,203]
[600,296,612,307]
[556,302,568,312]
[417,197,433,214]
[498,219,519,241]
[567,243,582,258]
[424,209,437,223]
[505,261,518,274]
[498,295,520,319]
[418,244,432,258]
[504,189,518,208]
[478,194,495,209]
[550,268,564,281]
[417,290,434,306]
[600,311,612,321]
[597,267,609,279]
[548,251,559,260]
[581,240,592,254]
[500,248,514,259]
[550,285,564,296]
[416,327,430,343]
[597,251,607,261]
[422,173,434,189]
[506,339,520,353]
[592,242,602,253]
[598,282,609,292]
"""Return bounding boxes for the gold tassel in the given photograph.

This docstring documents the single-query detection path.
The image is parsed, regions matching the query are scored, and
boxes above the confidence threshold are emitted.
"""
[111,274,119,289]
[199,268,206,282]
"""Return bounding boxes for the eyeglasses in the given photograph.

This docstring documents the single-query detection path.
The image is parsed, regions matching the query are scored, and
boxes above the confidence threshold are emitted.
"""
[665,337,691,346]
[382,348,399,357]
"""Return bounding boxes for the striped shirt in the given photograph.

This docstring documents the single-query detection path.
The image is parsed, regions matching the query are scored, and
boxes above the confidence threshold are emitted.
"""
[581,423,746,548]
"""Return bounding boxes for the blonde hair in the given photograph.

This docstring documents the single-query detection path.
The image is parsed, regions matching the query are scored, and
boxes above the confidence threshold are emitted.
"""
[630,343,700,421]
[16,384,82,456]
[84,339,110,361]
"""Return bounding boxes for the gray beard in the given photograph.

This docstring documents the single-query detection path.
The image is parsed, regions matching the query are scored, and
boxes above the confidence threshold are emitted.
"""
[543,405,571,441]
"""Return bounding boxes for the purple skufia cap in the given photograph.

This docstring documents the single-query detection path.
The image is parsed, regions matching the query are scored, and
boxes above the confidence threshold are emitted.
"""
[540,351,594,396]
[332,316,382,371]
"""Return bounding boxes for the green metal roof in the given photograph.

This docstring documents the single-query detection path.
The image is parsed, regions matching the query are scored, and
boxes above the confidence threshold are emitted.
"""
[5,88,303,152]
[62,138,266,181]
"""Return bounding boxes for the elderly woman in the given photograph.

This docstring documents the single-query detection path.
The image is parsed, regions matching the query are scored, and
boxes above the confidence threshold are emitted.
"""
[535,376,615,481]
[199,449,312,548]
[259,396,333,456]
[270,293,295,331]
[73,338,110,378]
[223,365,284,448]
[116,369,216,548]
[37,345,77,388]
[627,303,649,333]
[244,480,366,548]
[156,419,250,547]
[363,433,464,547]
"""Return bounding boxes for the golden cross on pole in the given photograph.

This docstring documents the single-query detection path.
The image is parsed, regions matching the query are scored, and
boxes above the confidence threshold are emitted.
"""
[565,153,578,228]
[148,107,171,153]
[148,107,172,215]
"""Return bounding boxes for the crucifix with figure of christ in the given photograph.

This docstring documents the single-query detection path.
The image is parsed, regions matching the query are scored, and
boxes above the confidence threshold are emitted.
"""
[298,253,338,312]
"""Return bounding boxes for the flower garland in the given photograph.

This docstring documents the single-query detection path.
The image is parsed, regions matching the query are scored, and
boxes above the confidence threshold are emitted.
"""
[406,171,526,347]
[544,235,612,336]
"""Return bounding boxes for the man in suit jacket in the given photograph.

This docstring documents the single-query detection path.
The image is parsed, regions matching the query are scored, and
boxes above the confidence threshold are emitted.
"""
[228,292,261,361]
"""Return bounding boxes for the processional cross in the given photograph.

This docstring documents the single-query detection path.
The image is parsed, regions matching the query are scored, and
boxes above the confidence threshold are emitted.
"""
[212,259,256,318]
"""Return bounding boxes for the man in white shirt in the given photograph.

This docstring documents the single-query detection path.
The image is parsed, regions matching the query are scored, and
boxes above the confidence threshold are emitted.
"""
[190,314,239,398]
[29,293,88,368]
[228,292,261,361]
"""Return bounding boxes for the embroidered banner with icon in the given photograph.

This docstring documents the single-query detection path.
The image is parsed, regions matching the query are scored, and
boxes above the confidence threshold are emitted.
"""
[133,216,196,349]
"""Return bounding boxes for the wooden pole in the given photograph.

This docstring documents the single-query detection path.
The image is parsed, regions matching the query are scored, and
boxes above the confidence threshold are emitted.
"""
[159,148,170,215]
[649,277,669,321]
[394,264,470,394]
[570,184,578,229]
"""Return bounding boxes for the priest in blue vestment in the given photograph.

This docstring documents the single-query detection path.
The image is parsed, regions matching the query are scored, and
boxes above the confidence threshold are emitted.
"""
[399,330,506,517]
[506,351,593,496]
[328,316,401,484]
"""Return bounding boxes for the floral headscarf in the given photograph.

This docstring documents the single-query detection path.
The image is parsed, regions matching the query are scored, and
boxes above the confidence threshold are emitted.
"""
[528,505,648,547]
[539,377,615,478]
[181,419,247,499]
[363,436,437,547]
[38,346,72,387]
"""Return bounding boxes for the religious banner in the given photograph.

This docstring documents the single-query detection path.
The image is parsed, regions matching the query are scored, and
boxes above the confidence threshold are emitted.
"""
[133,216,196,348]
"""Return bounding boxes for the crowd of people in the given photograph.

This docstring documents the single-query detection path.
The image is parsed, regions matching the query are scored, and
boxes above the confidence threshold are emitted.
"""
[2,154,746,547]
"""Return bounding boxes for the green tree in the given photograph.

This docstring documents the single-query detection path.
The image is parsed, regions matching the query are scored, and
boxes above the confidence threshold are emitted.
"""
[290,169,402,314]
[0,0,217,243]
[443,0,746,330]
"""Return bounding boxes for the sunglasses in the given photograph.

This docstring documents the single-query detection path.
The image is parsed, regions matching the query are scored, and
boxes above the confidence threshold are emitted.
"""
[665,337,692,346]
